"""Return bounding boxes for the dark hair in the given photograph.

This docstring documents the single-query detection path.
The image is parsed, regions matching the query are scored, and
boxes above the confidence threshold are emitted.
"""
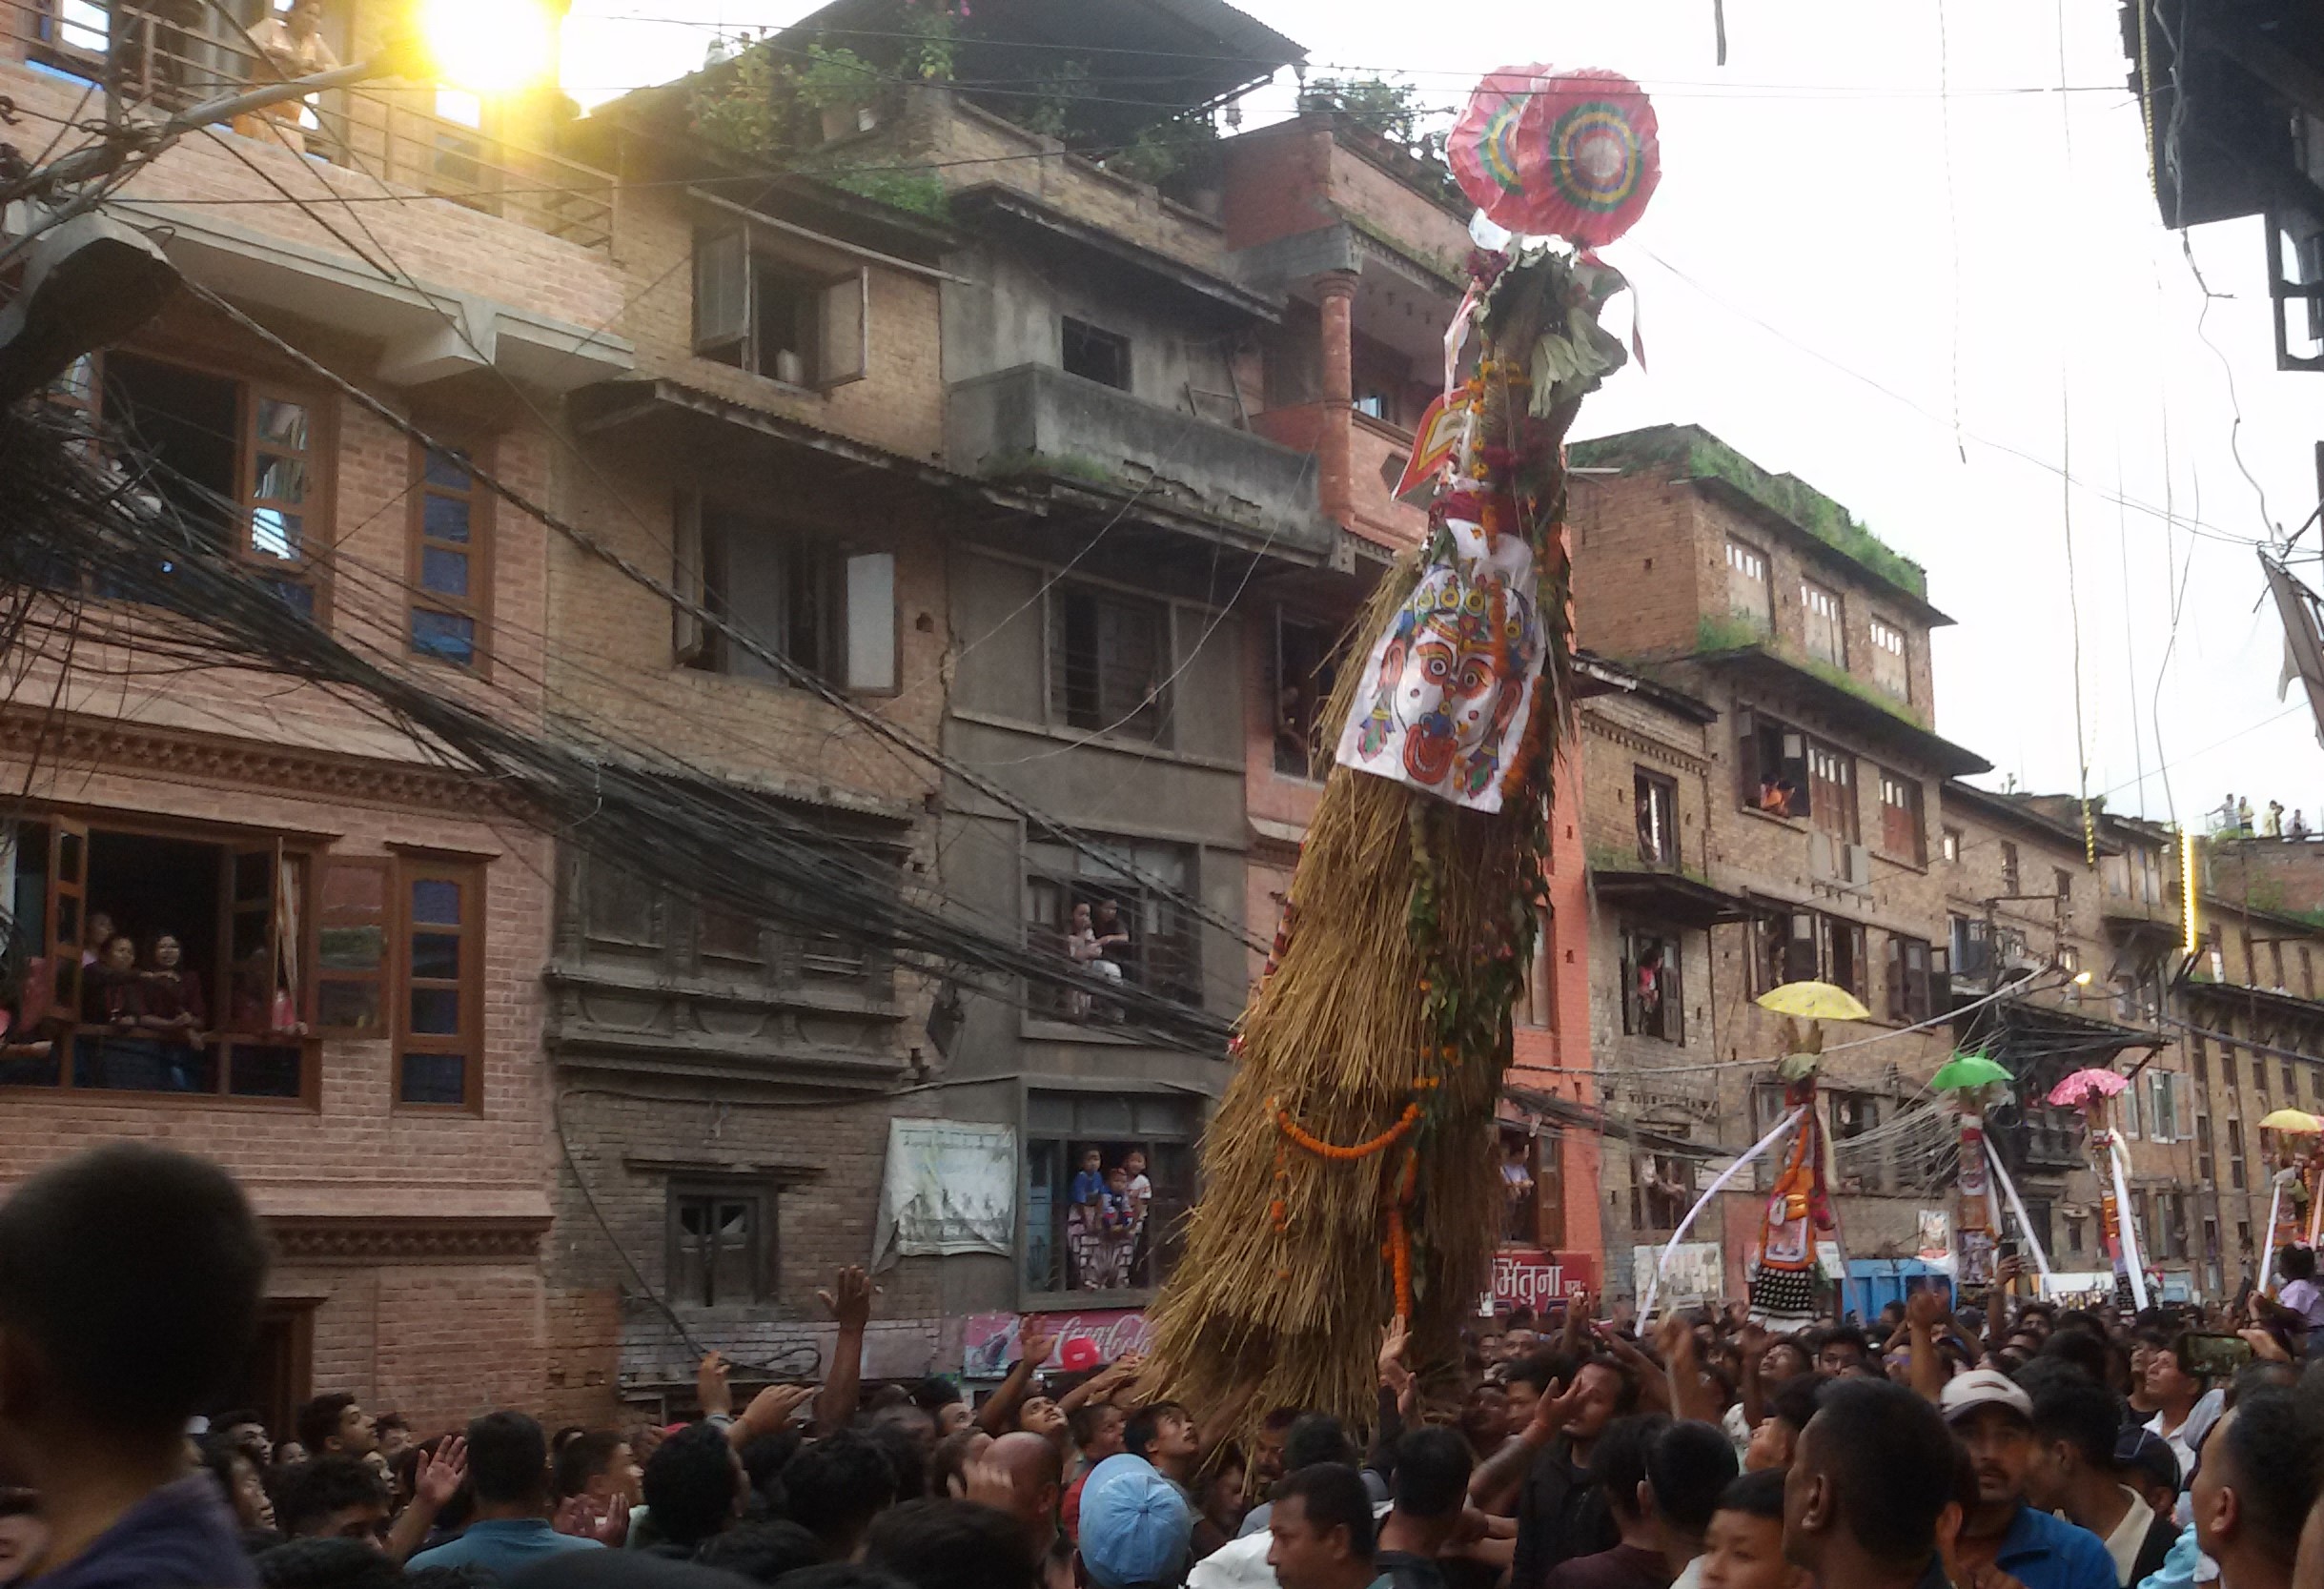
[698,1518,826,1583]
[865,1498,1040,1589]
[215,1408,270,1436]
[1768,1372,1828,1432]
[860,1416,930,1503]
[908,1377,965,1416]
[2214,1387,2323,1565]
[1586,1414,1668,1520]
[555,1429,630,1500]
[1261,1407,1303,1436]
[1503,1352,1570,1395]
[641,1421,739,1549]
[273,1457,388,1538]
[2278,1247,2316,1283]
[199,1435,258,1506]
[1123,1401,1188,1460]
[1817,1326,1870,1357]
[2036,1330,2111,1386]
[741,1428,804,1499]
[928,1427,989,1498]
[1390,1427,1473,1520]
[1714,1468,1787,1520]
[374,1414,408,1439]
[1068,1401,1123,1448]
[296,1394,359,1456]
[1804,1379,1957,1565]
[774,1569,914,1589]
[1647,1419,1741,1538]
[784,1429,898,1545]
[1275,1463,1376,1559]
[465,1411,550,1506]
[255,1537,404,1589]
[401,1571,498,1589]
[0,1144,266,1432]
[1281,1412,1358,1475]
[2030,1375,2121,1469]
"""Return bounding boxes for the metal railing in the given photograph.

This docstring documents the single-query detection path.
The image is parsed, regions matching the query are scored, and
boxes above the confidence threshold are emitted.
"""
[9,0,613,252]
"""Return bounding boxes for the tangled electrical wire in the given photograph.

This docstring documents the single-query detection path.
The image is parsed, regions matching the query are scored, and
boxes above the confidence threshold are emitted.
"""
[0,398,1237,1056]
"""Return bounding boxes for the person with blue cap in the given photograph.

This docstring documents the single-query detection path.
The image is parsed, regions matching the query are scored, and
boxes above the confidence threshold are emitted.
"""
[1078,1451,1195,1589]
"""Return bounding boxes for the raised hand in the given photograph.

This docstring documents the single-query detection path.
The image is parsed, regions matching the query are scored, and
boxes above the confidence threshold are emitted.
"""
[1019,1321,1061,1370]
[696,1351,734,1419]
[1907,1288,1948,1332]
[415,1435,467,1510]
[739,1383,817,1437]
[818,1266,877,1331]
[1378,1315,1413,1389]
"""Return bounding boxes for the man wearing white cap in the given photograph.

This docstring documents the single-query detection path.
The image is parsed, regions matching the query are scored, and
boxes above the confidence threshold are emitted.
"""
[1942,1370,2116,1589]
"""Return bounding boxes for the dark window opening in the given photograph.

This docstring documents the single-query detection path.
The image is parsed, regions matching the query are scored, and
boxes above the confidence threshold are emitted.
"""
[668,1184,772,1307]
[1025,837,1200,1017]
[1025,1091,1194,1294]
[1273,611,1341,779]
[1051,584,1167,742]
[1886,934,1932,1025]
[1621,929,1682,1043]
[1062,317,1131,390]
[1822,915,1867,1001]
[1635,769,1678,866]
[1738,710,1808,819]
[0,818,308,1099]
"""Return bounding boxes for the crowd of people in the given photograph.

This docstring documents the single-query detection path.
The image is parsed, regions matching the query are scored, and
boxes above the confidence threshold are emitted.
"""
[3,1142,2323,1589]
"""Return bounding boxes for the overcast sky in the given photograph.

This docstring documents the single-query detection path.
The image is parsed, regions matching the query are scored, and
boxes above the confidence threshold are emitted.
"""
[561,0,2324,831]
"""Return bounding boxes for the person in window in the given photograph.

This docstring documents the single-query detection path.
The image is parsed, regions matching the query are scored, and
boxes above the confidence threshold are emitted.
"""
[1066,1149,1108,1291]
[1503,1142,1537,1241]
[1638,789,1661,862]
[233,0,340,153]
[1637,945,1665,1028]
[79,912,114,972]
[1091,900,1131,1021]
[1065,903,1104,1021]
[137,933,207,1056]
[1098,1165,1139,1289]
[85,933,144,1029]
[1122,1149,1154,1281]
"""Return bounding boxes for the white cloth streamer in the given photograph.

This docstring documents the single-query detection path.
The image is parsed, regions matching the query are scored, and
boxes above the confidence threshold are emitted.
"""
[1641,1106,1804,1320]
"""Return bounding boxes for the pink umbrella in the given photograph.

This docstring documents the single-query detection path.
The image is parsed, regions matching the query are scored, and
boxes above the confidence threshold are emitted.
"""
[2046,1068,2130,1109]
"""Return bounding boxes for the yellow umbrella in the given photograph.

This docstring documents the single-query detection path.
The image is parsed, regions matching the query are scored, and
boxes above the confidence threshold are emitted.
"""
[1754,980,1871,1022]
[2258,1108,2324,1133]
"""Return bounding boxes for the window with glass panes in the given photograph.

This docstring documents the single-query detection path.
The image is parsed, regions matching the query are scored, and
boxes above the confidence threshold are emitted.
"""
[667,1182,773,1306]
[1725,540,1771,630]
[398,863,482,1108]
[1801,580,1845,665]
[1868,616,1910,699]
[409,442,489,669]
[1024,1090,1195,1295]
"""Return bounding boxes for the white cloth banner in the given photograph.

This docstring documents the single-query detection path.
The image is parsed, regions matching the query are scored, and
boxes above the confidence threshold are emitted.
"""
[872,1120,1017,1268]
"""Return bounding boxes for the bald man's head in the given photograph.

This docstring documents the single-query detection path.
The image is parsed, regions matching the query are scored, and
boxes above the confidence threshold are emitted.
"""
[989,1431,1064,1535]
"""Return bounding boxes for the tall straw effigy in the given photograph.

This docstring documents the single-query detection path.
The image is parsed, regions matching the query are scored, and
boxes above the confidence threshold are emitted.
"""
[1144,65,1663,1437]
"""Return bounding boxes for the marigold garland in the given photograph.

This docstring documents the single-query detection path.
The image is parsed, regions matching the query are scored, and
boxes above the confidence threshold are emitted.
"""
[1272,1097,1424,1161]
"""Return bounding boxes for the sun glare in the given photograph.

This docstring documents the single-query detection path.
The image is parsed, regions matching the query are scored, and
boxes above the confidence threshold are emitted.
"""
[418,0,557,93]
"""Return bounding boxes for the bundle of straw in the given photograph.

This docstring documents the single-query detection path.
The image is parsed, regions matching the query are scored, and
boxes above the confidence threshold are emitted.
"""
[1145,245,1604,1441]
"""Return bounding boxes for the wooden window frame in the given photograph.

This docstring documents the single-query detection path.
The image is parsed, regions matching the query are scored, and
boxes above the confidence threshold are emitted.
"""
[393,858,485,1112]
[311,855,391,1039]
[665,1179,777,1309]
[692,222,870,392]
[1800,579,1846,666]
[1877,768,1925,863]
[1635,768,1679,866]
[1724,538,1771,629]
[1868,615,1910,700]
[3,810,323,1106]
[1621,927,1683,1044]
[1047,581,1171,744]
[71,351,335,622]
[405,436,493,674]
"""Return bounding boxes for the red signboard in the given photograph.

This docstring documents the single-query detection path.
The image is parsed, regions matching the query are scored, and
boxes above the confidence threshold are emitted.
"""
[1483,1247,1597,1314]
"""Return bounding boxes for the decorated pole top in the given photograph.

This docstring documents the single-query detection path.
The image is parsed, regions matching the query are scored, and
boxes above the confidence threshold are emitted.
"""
[1449,65,1662,248]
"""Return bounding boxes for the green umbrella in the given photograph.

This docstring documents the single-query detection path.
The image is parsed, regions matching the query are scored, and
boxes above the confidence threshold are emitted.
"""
[1930,1052,2013,1091]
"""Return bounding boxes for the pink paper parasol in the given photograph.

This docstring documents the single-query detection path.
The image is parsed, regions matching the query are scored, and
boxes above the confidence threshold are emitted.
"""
[2046,1068,2130,1110]
[1448,65,1661,248]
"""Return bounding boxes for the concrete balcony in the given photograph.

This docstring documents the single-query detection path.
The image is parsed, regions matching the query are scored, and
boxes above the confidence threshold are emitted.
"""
[948,363,1336,562]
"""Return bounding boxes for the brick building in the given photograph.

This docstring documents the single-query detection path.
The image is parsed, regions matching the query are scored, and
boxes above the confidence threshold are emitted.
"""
[0,0,631,1430]
[1567,424,1995,1306]
[1941,788,2195,1298]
